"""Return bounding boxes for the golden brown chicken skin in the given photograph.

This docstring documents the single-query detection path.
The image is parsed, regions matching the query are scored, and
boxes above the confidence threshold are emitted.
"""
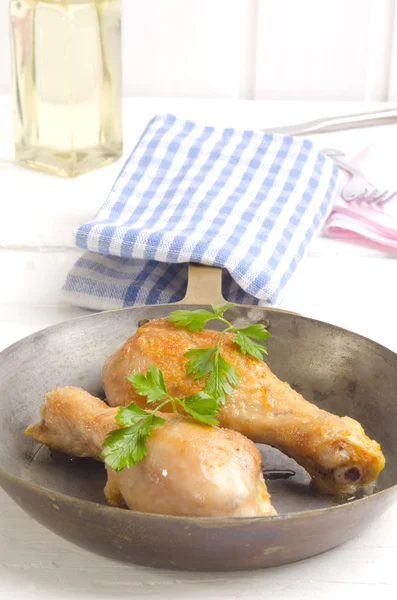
[103,318,385,496]
[25,386,275,517]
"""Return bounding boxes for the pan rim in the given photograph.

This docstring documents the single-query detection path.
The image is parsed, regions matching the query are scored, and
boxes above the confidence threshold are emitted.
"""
[0,302,396,523]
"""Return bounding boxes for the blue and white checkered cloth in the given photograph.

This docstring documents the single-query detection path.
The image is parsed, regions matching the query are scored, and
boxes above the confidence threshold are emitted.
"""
[63,114,339,310]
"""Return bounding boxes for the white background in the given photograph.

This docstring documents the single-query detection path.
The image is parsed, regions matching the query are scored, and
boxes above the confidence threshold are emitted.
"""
[1,0,397,101]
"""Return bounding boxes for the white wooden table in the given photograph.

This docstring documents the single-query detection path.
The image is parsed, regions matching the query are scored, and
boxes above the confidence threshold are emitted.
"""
[1,96,397,599]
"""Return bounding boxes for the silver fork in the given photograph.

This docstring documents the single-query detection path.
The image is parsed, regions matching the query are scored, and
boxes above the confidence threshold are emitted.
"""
[321,148,394,204]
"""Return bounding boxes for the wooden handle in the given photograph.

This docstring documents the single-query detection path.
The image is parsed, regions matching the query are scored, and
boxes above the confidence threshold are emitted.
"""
[180,263,302,315]
[181,264,224,304]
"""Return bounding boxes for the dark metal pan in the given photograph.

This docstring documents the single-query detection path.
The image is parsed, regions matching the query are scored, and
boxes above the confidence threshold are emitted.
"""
[0,265,396,571]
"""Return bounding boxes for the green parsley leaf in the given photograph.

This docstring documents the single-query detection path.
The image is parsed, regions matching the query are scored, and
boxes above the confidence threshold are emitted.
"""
[115,402,154,427]
[204,354,238,404]
[185,346,239,404]
[234,332,268,360]
[185,347,216,378]
[211,303,235,316]
[167,303,236,331]
[167,308,217,332]
[236,323,271,341]
[101,409,165,471]
[180,391,219,425]
[126,364,166,403]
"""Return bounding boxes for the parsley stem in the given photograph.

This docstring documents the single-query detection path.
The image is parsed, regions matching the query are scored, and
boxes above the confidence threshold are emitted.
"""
[212,321,235,359]
[217,316,235,331]
[150,393,180,418]
[153,398,171,414]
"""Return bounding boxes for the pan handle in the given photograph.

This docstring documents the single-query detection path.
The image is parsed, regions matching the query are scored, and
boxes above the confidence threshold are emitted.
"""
[181,264,225,304]
[181,263,301,315]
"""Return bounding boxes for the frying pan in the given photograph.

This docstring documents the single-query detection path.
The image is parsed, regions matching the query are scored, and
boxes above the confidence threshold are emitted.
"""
[0,264,396,571]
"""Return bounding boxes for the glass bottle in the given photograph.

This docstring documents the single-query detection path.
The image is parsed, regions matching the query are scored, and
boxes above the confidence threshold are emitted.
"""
[9,0,123,177]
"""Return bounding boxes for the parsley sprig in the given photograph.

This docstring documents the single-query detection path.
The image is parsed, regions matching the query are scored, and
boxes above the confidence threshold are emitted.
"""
[101,364,218,471]
[168,303,271,403]
[101,304,271,471]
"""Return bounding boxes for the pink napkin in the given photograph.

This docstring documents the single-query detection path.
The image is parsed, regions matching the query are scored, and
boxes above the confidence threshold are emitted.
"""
[323,126,397,250]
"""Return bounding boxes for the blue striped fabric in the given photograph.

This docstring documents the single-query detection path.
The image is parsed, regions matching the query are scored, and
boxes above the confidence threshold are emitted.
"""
[63,114,339,310]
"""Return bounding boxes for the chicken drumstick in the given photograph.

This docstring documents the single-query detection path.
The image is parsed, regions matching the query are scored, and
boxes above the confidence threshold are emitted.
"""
[103,318,385,496]
[25,386,275,517]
